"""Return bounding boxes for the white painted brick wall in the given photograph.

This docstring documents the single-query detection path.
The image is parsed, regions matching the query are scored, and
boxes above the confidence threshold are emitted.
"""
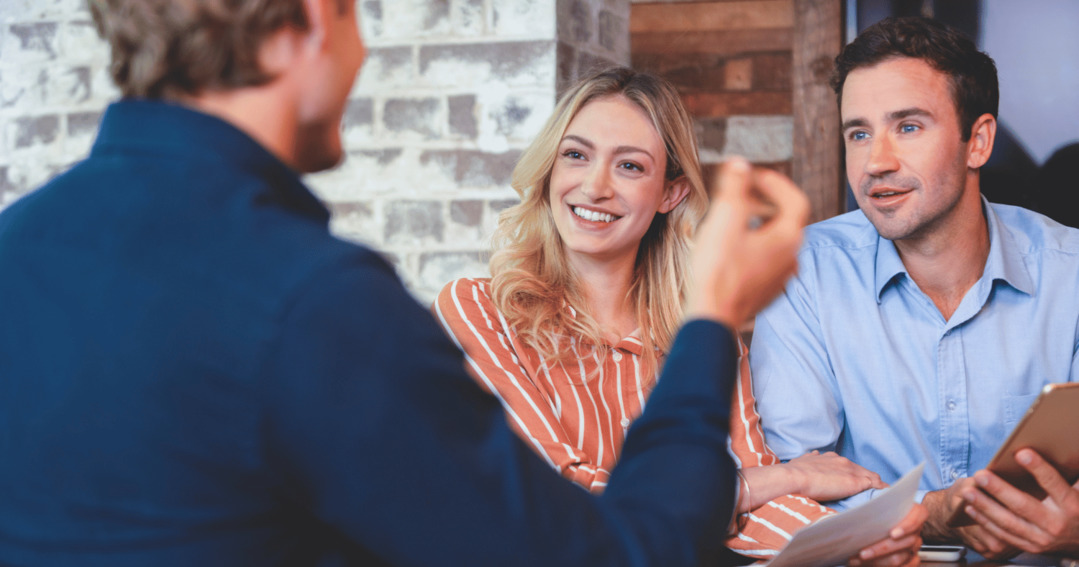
[0,0,638,303]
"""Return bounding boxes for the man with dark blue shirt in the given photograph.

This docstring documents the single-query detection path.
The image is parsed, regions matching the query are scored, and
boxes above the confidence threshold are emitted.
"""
[0,1,922,565]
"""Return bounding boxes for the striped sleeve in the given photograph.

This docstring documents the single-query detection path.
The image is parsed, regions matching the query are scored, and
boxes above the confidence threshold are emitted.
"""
[433,278,610,492]
[724,338,835,559]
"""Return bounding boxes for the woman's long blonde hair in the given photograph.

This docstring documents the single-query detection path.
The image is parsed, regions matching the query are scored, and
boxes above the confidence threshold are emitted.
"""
[489,67,707,381]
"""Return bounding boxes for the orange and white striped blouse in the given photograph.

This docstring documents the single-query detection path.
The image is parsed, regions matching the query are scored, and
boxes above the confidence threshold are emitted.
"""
[434,278,833,560]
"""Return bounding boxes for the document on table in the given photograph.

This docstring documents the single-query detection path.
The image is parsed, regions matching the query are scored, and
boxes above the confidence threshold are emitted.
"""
[765,462,925,567]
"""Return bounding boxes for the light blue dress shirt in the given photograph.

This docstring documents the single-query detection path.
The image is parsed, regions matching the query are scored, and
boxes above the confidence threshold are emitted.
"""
[750,199,1079,510]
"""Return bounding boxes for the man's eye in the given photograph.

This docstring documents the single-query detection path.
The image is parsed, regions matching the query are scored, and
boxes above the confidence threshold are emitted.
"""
[850,131,869,141]
[900,124,920,134]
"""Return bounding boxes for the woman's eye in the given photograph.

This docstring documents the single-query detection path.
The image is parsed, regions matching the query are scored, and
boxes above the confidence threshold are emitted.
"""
[619,162,643,172]
[563,150,584,160]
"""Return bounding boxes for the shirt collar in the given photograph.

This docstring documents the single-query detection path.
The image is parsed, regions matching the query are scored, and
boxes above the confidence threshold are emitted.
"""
[92,98,330,224]
[873,196,1034,303]
[562,302,646,355]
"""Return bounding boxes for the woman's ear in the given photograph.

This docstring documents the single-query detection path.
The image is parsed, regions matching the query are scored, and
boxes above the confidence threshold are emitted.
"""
[658,177,691,214]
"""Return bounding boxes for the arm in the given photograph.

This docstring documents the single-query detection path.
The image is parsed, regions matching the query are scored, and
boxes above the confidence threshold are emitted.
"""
[262,158,807,566]
[433,278,611,492]
[726,342,886,558]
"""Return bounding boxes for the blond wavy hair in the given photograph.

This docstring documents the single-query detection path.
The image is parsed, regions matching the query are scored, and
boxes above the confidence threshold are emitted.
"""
[489,67,707,381]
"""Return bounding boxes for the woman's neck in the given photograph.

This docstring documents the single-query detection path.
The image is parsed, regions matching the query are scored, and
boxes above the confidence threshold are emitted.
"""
[571,256,638,343]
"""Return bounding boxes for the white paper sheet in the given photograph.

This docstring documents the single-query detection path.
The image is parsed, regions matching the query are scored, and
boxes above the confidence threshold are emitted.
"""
[765,462,925,567]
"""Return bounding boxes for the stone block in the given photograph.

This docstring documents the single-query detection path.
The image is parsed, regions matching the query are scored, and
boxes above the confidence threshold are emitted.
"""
[453,0,487,36]
[447,149,520,188]
[419,41,555,89]
[356,46,414,91]
[722,115,793,162]
[12,114,59,148]
[5,23,58,64]
[329,201,380,247]
[1,0,87,21]
[380,0,451,39]
[417,250,491,299]
[492,1,556,38]
[447,199,486,245]
[63,110,101,156]
[342,97,374,146]
[0,67,46,111]
[360,0,383,39]
[575,50,616,82]
[558,0,593,43]
[383,97,441,139]
[57,20,107,64]
[52,66,92,106]
[598,9,628,55]
[556,41,577,95]
[448,94,477,139]
[488,95,535,139]
[384,200,444,246]
[695,117,728,159]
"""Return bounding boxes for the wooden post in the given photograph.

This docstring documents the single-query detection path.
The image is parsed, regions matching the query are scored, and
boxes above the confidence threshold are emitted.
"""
[792,0,845,223]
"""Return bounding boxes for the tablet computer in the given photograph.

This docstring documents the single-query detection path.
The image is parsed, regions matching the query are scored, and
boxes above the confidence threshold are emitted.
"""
[950,382,1079,526]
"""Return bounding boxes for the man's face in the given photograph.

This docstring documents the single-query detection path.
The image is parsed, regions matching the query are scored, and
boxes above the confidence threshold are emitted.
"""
[295,1,367,173]
[841,57,974,242]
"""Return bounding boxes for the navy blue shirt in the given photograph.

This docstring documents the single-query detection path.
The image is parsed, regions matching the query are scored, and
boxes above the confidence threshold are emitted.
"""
[0,100,740,566]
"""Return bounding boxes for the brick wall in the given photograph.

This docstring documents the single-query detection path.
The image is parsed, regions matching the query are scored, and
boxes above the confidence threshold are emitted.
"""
[0,0,634,303]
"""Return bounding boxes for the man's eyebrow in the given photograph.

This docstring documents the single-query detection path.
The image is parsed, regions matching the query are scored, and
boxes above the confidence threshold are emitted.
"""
[841,107,934,132]
[841,117,869,132]
[887,107,933,121]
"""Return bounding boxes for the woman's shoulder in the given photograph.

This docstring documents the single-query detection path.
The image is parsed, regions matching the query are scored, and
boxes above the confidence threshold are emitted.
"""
[435,277,498,318]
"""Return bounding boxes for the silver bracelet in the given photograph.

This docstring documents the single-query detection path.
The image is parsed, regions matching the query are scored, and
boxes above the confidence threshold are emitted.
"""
[736,469,752,512]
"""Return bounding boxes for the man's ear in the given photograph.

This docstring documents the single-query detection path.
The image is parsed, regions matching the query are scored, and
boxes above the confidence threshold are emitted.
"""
[300,0,330,49]
[658,177,691,214]
[966,113,997,169]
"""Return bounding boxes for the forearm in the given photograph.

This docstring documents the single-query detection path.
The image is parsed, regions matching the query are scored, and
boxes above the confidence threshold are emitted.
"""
[739,464,806,511]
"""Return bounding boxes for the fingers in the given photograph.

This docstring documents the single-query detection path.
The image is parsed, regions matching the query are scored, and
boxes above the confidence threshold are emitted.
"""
[1016,449,1076,504]
[750,167,810,229]
[891,503,929,539]
[849,533,922,566]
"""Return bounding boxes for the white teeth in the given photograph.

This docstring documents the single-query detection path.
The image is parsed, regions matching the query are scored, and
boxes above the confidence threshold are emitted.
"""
[573,206,616,223]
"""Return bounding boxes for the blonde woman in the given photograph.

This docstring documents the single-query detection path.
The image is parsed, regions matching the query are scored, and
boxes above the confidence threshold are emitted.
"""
[435,67,917,563]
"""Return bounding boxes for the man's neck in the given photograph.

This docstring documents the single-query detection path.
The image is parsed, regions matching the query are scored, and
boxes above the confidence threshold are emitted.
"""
[894,190,990,321]
[181,86,300,170]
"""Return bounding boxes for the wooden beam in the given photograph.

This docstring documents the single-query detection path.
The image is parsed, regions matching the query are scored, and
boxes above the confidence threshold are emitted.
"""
[630,28,793,56]
[791,0,844,223]
[631,1,793,33]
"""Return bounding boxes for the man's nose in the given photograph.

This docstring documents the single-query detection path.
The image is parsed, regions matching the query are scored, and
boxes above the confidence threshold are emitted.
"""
[866,135,900,176]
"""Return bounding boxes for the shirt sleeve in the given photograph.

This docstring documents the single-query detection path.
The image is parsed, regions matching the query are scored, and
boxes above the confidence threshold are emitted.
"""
[258,253,743,566]
[432,278,610,492]
[725,338,835,559]
[750,265,870,511]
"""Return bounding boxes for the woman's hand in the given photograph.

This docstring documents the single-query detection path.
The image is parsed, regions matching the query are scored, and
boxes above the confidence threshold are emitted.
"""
[786,450,888,502]
[737,451,886,512]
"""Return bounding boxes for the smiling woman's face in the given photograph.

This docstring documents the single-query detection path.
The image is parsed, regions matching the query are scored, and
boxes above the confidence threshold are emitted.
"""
[548,95,683,270]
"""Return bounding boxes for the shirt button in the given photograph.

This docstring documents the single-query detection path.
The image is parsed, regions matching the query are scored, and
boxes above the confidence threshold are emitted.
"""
[947,400,957,411]
[611,351,623,362]
[951,471,960,480]
[620,418,631,428]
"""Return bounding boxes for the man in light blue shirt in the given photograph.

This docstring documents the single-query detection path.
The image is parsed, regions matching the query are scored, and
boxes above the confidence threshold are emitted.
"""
[750,17,1079,560]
